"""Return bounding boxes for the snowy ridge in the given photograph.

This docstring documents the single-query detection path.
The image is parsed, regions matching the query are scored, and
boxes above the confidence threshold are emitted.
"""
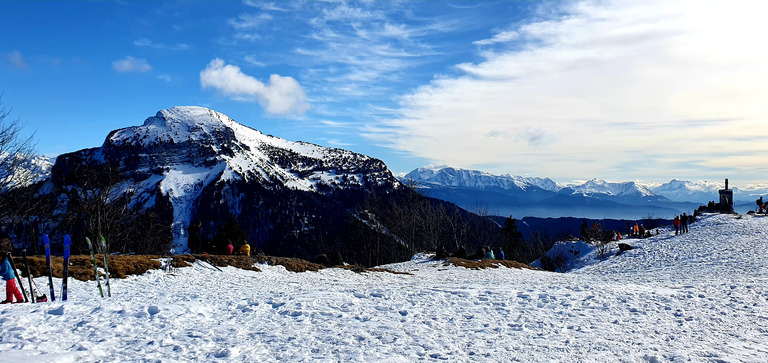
[568,178,658,198]
[1,213,766,361]
[0,153,54,189]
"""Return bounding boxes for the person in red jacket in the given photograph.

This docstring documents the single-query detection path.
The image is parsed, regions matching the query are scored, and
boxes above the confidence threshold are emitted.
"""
[225,240,234,255]
[674,215,681,235]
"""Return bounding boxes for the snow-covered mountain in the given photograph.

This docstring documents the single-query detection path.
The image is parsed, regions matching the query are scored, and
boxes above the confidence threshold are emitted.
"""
[404,166,560,192]
[36,107,497,261]
[0,153,54,190]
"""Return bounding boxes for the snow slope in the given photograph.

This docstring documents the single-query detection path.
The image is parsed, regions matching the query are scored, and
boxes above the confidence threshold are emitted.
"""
[1,213,767,361]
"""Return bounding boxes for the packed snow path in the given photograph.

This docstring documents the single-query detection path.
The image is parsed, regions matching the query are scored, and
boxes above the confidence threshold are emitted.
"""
[1,213,767,362]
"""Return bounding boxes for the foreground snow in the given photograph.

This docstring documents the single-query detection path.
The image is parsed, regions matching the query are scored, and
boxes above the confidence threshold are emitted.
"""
[1,214,767,362]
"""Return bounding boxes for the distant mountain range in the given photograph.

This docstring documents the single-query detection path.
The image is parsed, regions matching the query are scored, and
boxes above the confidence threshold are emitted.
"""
[403,166,766,219]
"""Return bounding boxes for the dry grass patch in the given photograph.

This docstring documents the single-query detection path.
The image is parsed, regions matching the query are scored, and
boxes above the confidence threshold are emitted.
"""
[14,255,162,281]
[252,255,324,273]
[192,255,261,272]
[443,257,539,271]
[336,264,413,275]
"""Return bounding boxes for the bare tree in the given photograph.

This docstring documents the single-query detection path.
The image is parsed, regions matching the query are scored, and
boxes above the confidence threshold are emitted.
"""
[56,161,171,254]
[0,96,38,218]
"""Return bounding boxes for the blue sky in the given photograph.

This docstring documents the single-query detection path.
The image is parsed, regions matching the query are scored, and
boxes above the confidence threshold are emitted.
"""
[2,1,768,184]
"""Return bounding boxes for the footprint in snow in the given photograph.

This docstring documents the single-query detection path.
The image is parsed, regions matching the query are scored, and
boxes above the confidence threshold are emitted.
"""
[47,305,65,316]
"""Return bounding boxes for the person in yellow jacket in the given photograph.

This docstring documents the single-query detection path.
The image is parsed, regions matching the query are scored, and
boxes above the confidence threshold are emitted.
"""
[238,241,251,257]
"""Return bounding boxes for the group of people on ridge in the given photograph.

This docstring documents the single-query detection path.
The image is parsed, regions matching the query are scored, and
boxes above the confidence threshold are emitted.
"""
[482,246,504,260]
[629,223,650,238]
[223,240,251,257]
[673,213,690,235]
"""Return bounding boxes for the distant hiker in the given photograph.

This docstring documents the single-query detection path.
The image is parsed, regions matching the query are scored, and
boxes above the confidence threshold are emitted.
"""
[225,240,234,255]
[498,248,505,260]
[638,224,646,238]
[238,241,251,257]
[633,223,640,237]
[455,245,467,259]
[674,215,681,235]
[681,213,689,233]
[486,247,495,260]
[0,255,24,304]
[757,197,764,213]
[435,245,447,260]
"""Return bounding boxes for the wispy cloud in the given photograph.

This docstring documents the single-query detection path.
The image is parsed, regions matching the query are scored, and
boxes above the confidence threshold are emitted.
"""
[376,0,768,181]
[243,1,287,12]
[6,50,28,69]
[243,55,266,67]
[287,2,454,102]
[134,38,190,51]
[112,56,152,73]
[473,29,519,45]
[200,58,309,116]
[228,13,273,29]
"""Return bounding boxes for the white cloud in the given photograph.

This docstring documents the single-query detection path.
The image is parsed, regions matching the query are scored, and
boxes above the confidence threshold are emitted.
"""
[200,58,309,116]
[378,0,768,182]
[112,56,152,73]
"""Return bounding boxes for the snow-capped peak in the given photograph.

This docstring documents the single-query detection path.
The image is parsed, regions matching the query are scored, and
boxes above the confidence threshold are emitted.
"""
[570,178,657,197]
[110,106,246,147]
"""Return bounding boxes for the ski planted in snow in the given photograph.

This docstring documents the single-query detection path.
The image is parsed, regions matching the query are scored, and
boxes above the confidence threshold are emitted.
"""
[62,235,71,301]
[21,249,47,303]
[22,249,35,303]
[43,234,56,301]
[99,236,111,297]
[5,252,29,303]
[86,237,104,298]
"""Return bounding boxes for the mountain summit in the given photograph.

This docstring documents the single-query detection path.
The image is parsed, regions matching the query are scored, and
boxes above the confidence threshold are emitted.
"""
[103,106,393,191]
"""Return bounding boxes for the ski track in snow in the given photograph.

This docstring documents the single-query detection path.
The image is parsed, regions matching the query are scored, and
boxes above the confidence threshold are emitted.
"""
[1,213,767,362]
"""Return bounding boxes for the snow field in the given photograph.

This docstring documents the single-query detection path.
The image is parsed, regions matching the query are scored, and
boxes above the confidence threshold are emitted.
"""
[1,213,767,362]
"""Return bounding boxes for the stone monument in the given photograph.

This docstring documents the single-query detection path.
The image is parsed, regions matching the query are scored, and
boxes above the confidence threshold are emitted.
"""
[719,178,733,208]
